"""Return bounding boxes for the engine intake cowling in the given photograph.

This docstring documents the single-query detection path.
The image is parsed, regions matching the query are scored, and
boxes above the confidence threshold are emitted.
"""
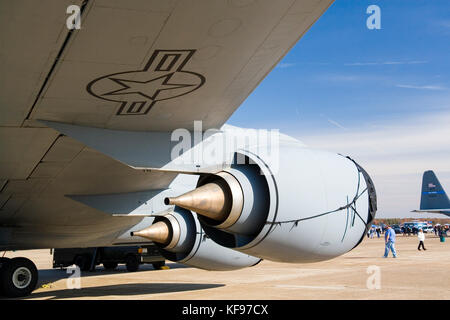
[131,207,261,271]
[166,143,376,263]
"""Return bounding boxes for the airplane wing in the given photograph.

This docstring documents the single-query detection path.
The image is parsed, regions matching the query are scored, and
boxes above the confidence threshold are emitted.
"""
[0,0,334,250]
[412,210,450,216]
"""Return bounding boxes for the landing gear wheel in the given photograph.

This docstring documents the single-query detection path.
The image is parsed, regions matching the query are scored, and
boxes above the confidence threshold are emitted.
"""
[0,257,11,296]
[125,255,139,272]
[0,257,38,298]
[0,257,10,269]
[152,261,166,270]
[74,255,91,271]
[103,262,118,270]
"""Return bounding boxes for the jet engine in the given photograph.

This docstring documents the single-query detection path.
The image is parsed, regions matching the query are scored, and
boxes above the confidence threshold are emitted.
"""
[165,143,377,263]
[131,207,261,270]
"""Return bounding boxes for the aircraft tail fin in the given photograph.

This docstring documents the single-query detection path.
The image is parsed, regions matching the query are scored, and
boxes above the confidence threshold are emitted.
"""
[420,170,450,210]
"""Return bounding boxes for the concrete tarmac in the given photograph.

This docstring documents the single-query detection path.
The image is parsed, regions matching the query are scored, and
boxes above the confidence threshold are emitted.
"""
[2,235,449,300]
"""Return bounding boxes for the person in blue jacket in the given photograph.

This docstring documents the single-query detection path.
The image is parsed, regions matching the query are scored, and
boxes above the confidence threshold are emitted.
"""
[383,225,397,258]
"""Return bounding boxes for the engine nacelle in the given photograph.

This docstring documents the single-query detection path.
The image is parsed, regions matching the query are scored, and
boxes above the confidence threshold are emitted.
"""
[167,143,376,263]
[131,207,261,270]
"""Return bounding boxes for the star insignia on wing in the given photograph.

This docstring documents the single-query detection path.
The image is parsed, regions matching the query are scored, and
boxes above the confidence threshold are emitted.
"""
[102,73,195,101]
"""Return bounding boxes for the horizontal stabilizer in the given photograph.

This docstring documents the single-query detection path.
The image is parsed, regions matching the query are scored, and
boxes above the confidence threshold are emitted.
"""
[412,209,450,217]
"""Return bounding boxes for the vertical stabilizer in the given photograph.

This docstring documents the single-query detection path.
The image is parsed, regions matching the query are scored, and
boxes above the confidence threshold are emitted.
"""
[420,170,450,210]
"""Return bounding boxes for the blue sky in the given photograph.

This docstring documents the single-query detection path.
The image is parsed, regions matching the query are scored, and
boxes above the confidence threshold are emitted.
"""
[229,0,450,218]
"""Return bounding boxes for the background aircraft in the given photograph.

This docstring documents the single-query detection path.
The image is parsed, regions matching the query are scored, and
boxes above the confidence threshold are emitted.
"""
[412,170,450,217]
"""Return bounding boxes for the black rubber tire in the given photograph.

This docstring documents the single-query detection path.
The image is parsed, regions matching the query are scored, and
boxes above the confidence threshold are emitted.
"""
[152,261,166,270]
[103,261,118,270]
[125,255,139,272]
[0,257,11,296]
[0,257,10,269]
[74,255,91,271]
[0,257,38,298]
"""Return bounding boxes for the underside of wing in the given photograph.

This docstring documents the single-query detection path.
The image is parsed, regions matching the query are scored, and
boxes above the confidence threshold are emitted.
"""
[0,0,334,249]
[26,0,332,131]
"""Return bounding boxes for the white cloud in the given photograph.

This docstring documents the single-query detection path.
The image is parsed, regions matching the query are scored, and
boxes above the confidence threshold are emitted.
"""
[295,111,450,218]
[277,62,296,69]
[327,118,347,130]
[316,74,362,82]
[396,84,446,90]
[345,61,428,66]
[437,20,450,29]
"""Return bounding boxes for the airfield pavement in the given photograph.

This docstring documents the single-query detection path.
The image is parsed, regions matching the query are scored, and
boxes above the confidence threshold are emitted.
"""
[1,234,449,300]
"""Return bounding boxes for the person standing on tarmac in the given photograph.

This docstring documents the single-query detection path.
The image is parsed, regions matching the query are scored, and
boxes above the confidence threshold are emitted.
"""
[417,229,426,251]
[383,225,397,258]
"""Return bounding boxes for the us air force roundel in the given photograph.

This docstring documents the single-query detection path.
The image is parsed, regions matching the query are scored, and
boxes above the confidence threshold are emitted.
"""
[87,49,206,116]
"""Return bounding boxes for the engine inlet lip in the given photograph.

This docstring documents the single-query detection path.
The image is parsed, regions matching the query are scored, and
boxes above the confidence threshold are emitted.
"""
[197,171,244,230]
[162,214,181,250]
[147,217,173,248]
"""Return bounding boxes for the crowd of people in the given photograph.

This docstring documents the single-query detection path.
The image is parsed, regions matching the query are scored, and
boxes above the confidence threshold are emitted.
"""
[367,224,449,238]
[401,226,419,236]
[365,223,449,258]
[400,225,449,237]
[434,225,449,238]
[367,226,383,238]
